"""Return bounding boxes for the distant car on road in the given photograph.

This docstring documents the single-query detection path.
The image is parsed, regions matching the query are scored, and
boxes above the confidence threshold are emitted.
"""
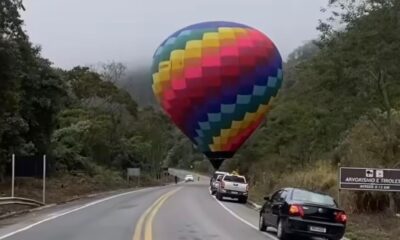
[215,174,248,203]
[210,171,228,194]
[259,188,346,240]
[184,175,194,182]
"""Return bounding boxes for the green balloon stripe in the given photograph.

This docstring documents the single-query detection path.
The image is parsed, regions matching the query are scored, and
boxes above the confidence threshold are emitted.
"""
[195,72,283,151]
[151,28,219,73]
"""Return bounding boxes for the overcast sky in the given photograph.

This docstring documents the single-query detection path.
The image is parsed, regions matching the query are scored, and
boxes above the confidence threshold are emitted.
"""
[21,0,328,69]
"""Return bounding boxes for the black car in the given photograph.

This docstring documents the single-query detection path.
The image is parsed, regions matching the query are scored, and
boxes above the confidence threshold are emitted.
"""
[259,188,346,240]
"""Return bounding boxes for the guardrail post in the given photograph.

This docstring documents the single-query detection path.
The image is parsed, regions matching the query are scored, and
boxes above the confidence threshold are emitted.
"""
[11,154,15,198]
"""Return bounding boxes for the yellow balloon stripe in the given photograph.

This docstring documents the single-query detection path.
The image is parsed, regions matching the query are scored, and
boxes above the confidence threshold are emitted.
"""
[208,100,273,151]
[152,27,248,97]
[152,26,271,153]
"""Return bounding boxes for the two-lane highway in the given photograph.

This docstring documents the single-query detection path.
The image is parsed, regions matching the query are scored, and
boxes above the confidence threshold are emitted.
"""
[153,182,272,240]
[0,179,276,240]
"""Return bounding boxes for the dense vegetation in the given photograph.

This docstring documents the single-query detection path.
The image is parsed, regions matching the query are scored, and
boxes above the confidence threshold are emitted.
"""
[0,0,174,182]
[220,0,400,214]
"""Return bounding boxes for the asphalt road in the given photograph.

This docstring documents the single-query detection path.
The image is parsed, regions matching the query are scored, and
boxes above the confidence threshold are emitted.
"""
[0,176,278,240]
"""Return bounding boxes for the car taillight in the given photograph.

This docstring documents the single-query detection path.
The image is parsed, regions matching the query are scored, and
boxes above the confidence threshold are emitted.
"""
[289,204,304,217]
[221,181,225,188]
[246,185,249,191]
[335,211,347,224]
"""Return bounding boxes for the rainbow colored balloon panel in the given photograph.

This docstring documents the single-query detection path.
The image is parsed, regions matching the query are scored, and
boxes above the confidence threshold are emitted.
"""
[152,21,282,161]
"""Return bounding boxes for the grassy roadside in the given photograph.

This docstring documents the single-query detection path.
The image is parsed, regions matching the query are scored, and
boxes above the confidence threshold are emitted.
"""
[345,213,400,240]
[0,170,172,216]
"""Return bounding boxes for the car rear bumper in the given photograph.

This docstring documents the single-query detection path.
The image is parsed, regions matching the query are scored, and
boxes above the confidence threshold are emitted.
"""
[219,190,248,198]
[284,217,345,239]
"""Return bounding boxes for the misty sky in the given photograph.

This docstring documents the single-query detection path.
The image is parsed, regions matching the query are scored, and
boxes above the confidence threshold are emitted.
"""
[21,0,328,69]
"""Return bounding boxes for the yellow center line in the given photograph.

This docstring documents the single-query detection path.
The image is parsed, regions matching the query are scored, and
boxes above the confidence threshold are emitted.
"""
[144,188,181,240]
[132,187,181,240]
[132,194,165,240]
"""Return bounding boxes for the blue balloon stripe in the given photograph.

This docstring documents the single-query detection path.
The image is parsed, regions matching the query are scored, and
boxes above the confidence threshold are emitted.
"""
[188,48,281,139]
[152,21,283,156]
[193,68,283,151]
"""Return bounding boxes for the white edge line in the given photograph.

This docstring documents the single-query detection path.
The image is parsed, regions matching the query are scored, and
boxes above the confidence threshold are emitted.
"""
[212,195,278,240]
[0,187,156,240]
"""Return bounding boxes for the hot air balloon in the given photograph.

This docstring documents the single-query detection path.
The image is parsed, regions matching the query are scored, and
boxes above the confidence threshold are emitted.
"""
[151,21,282,169]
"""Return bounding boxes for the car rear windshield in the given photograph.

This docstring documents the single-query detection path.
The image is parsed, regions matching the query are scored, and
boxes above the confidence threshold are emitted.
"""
[292,189,336,206]
[223,175,246,183]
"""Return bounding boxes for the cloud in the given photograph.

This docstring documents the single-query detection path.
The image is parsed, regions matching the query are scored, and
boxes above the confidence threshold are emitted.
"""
[21,0,327,69]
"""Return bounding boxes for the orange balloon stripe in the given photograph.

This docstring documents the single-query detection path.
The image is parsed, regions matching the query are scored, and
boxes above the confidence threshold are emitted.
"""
[156,28,256,102]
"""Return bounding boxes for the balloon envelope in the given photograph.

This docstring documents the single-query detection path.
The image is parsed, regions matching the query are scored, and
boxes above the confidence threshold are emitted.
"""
[151,21,282,168]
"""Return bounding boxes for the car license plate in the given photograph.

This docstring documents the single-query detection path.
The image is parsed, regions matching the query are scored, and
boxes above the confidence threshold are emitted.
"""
[309,226,326,233]
[231,191,238,194]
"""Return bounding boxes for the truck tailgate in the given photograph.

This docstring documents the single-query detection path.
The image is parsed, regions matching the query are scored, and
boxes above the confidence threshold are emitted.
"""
[224,182,247,192]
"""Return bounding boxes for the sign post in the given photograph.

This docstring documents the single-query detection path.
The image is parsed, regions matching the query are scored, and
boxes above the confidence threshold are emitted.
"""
[11,154,15,198]
[340,167,400,192]
[42,155,46,204]
[337,162,341,206]
[127,168,141,187]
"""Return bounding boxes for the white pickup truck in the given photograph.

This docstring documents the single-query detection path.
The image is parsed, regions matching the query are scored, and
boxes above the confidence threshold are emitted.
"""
[210,171,228,195]
[215,174,248,203]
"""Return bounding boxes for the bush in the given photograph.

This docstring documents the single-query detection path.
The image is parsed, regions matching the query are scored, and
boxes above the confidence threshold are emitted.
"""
[249,160,337,203]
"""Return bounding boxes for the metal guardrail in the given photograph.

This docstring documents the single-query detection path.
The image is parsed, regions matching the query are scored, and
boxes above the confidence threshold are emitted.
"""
[0,197,44,207]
